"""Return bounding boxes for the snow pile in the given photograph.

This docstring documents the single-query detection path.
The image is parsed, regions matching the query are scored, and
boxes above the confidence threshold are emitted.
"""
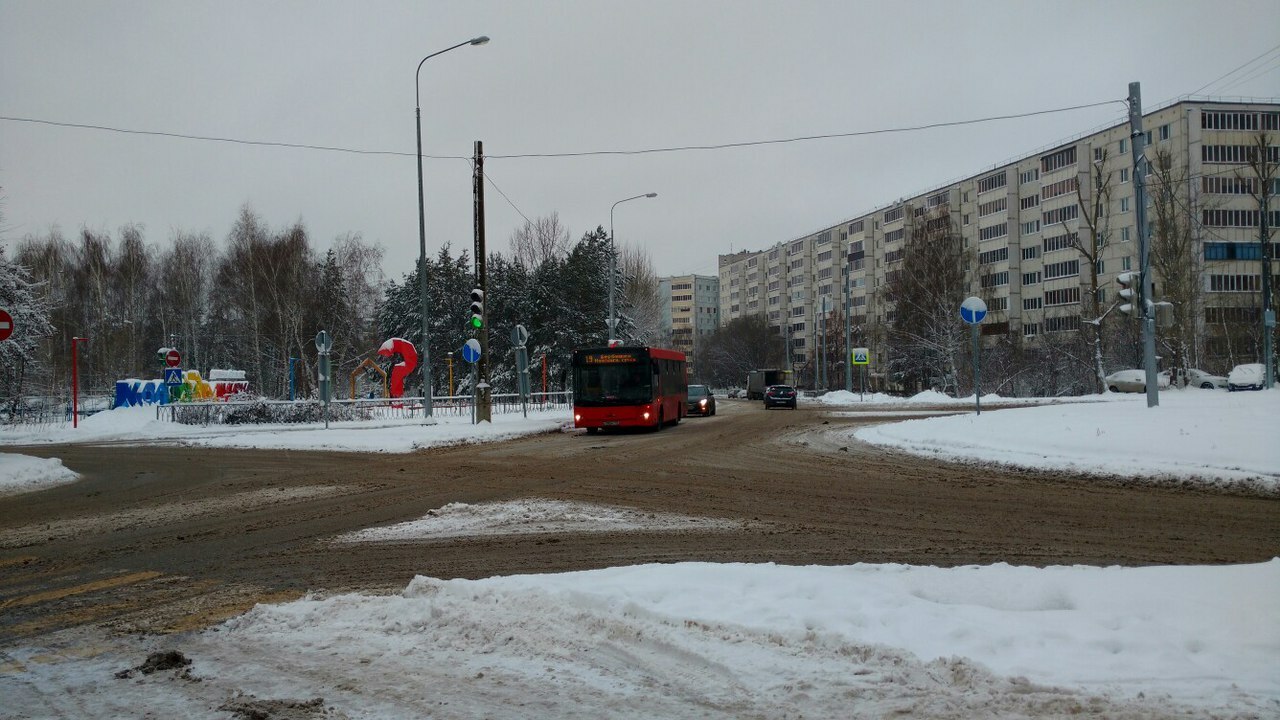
[0,452,79,496]
[851,388,1279,489]
[0,404,569,454]
[7,559,1276,717]
[338,498,744,542]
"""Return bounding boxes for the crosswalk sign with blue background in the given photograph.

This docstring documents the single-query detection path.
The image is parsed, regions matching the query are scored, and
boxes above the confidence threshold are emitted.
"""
[164,368,184,385]
[852,348,870,365]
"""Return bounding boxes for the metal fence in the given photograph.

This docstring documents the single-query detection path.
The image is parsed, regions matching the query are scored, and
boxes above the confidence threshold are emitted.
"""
[1,395,114,427]
[154,391,573,426]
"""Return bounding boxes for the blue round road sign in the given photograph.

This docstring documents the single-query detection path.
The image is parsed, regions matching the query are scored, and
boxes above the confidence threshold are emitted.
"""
[461,338,482,363]
[960,296,988,325]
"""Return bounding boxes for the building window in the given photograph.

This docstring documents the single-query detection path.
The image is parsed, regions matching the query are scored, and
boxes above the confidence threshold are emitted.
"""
[979,197,1008,217]
[1022,246,1040,260]
[1202,145,1280,164]
[1023,297,1042,311]
[883,206,905,223]
[1043,231,1078,254]
[1045,315,1082,333]
[980,271,1009,289]
[1044,259,1081,280]
[1202,209,1280,227]
[1040,146,1077,174]
[1208,274,1262,292]
[1023,322,1039,337]
[979,223,1009,242]
[1044,286,1081,306]
[977,171,1007,194]
[1022,271,1041,286]
[1019,168,1040,184]
[1120,197,1130,212]
[979,247,1010,265]
[885,228,905,243]
[1121,227,1131,243]
[1160,124,1170,141]
[1042,204,1080,226]
[1021,220,1041,235]
[1020,195,1040,210]
[1042,177,1078,200]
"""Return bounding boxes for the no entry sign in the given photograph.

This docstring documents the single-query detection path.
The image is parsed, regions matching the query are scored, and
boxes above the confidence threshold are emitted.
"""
[0,308,12,341]
[165,349,181,367]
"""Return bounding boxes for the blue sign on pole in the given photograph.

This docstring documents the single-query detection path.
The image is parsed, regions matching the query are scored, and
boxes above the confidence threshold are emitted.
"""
[461,338,482,364]
[960,296,988,325]
[164,368,184,385]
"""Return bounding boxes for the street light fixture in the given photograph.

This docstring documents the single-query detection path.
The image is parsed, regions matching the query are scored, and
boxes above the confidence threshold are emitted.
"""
[608,192,657,342]
[416,35,489,419]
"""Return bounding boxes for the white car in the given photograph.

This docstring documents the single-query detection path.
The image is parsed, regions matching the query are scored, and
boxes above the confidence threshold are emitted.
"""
[1185,368,1228,390]
[1227,363,1266,391]
[1105,369,1170,393]
[1162,368,1229,389]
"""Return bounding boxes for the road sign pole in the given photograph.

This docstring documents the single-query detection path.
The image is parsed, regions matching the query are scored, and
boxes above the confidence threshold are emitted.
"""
[969,321,982,416]
[960,297,987,416]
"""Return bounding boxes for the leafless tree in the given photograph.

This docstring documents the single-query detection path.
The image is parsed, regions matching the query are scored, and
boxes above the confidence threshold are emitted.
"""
[618,243,664,345]
[694,314,786,388]
[882,208,971,394]
[1072,149,1115,391]
[1145,148,1207,376]
[509,212,571,268]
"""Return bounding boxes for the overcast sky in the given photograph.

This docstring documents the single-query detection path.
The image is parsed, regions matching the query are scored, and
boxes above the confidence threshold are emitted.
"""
[3,1,1278,281]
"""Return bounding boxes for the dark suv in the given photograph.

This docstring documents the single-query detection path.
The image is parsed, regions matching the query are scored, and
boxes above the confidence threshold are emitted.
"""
[763,384,797,410]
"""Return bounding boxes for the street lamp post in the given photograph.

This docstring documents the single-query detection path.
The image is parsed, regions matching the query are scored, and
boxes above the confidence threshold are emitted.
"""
[71,336,88,428]
[416,35,489,418]
[608,193,658,342]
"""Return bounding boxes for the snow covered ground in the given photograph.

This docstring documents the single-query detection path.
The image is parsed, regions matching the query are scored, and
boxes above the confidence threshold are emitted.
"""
[2,389,1277,718]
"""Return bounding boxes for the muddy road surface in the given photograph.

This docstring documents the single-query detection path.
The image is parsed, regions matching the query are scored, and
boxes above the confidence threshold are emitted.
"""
[2,399,1276,642]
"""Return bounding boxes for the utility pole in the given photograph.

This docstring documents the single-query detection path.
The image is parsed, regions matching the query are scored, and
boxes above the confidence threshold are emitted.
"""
[844,267,853,392]
[473,140,492,422]
[1257,134,1275,389]
[1128,81,1159,408]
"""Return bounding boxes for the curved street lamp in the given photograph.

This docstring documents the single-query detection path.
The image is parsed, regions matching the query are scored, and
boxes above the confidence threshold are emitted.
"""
[608,192,657,342]
[416,35,489,418]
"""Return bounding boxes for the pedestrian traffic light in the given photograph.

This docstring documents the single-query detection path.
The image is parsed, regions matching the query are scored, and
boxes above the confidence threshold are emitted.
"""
[1116,272,1140,318]
[469,288,484,329]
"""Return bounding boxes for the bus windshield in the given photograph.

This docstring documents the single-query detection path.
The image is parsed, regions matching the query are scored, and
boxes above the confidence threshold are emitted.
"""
[573,351,654,405]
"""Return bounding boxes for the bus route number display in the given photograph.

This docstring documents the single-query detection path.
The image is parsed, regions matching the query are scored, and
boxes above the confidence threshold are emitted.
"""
[583,352,638,365]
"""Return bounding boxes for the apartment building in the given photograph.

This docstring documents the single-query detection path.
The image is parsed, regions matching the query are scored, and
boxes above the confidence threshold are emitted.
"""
[659,274,720,373]
[719,98,1278,388]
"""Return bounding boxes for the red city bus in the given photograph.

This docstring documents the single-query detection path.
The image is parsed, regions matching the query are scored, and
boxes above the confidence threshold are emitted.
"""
[571,346,688,432]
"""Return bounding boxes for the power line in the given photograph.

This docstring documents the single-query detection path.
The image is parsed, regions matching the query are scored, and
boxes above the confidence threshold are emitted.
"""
[1,99,1124,162]
[1188,42,1280,96]
[0,115,456,159]
[484,100,1126,159]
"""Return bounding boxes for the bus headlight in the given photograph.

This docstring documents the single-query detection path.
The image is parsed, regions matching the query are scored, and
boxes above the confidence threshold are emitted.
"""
[642,412,650,421]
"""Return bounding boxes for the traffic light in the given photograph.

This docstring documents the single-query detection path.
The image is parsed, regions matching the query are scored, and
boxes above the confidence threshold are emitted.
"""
[469,288,484,329]
[1116,271,1141,318]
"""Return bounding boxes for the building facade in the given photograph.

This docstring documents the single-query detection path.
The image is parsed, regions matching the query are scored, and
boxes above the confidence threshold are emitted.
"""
[659,274,720,375]
[719,98,1278,390]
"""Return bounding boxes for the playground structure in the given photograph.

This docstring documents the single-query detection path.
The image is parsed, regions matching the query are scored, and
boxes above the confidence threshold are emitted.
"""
[377,338,418,398]
[350,358,389,399]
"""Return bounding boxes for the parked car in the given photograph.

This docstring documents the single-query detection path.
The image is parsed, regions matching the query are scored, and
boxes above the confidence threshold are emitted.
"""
[686,384,717,416]
[1227,363,1265,391]
[1104,369,1170,393]
[763,384,797,409]
[1185,368,1228,390]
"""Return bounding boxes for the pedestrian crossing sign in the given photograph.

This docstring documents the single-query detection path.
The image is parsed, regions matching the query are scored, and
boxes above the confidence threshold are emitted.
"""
[852,348,870,366]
